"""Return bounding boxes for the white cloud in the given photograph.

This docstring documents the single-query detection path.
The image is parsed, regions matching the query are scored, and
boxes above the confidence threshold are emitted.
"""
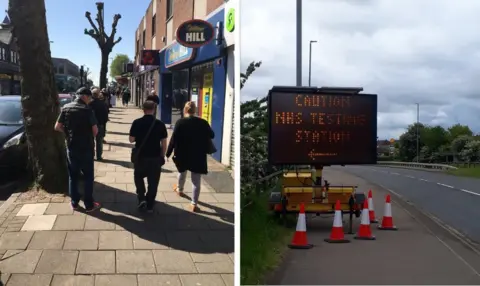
[241,0,480,138]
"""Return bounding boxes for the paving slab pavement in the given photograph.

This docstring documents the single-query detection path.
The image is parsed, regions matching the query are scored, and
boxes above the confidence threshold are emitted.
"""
[269,167,480,285]
[0,107,234,286]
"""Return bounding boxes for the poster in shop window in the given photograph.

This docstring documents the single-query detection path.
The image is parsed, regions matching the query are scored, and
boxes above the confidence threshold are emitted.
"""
[202,73,213,125]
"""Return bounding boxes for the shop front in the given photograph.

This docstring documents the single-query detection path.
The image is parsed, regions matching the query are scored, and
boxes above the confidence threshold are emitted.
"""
[158,7,227,162]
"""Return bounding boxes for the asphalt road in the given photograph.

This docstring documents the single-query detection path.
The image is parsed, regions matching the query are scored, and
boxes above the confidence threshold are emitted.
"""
[271,168,480,285]
[341,165,480,243]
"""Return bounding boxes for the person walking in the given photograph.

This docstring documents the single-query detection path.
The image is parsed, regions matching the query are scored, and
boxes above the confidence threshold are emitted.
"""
[90,88,109,160]
[122,87,131,107]
[129,100,168,212]
[166,101,215,212]
[54,87,101,212]
[146,89,160,105]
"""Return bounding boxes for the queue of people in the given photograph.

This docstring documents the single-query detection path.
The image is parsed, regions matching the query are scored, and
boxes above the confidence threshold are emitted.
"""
[54,86,215,214]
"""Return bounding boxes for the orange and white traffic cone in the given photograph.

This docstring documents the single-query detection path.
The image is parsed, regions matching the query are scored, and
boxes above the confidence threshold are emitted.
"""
[378,195,398,230]
[288,203,313,249]
[368,190,378,223]
[324,200,350,243]
[354,199,376,240]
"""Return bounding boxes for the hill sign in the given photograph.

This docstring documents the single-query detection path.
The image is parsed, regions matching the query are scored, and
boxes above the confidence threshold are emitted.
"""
[176,19,214,48]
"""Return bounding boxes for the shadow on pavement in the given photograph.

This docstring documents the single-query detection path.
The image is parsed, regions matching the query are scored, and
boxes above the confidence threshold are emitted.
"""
[99,159,173,173]
[76,181,233,254]
[108,142,134,148]
[109,121,131,125]
[106,131,130,136]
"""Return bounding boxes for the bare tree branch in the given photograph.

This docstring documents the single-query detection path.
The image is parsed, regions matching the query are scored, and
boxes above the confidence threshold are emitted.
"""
[85,11,100,35]
[109,14,121,41]
[84,28,99,41]
[113,37,122,45]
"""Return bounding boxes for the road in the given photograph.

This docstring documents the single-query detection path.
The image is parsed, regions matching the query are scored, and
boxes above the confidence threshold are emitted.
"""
[270,168,480,285]
[342,165,480,243]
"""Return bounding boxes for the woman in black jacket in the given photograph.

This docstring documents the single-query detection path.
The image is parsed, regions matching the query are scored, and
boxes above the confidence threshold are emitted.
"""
[166,101,214,212]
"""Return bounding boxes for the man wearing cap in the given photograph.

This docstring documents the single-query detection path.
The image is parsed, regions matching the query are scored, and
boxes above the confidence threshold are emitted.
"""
[54,87,101,212]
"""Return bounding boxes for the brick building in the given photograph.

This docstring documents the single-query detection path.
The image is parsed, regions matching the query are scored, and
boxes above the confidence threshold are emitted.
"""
[132,0,237,167]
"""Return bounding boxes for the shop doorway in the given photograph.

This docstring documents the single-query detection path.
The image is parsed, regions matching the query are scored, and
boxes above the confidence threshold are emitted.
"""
[171,69,189,126]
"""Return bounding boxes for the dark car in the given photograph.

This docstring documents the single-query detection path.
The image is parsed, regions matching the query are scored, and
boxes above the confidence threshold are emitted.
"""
[0,95,27,182]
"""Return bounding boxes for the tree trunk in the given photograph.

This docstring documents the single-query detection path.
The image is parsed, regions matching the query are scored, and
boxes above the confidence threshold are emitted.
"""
[99,50,109,89]
[9,0,68,193]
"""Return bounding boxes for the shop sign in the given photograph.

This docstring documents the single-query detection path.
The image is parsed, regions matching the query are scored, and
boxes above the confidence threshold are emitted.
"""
[140,50,160,66]
[165,42,195,68]
[226,8,235,32]
[176,19,215,48]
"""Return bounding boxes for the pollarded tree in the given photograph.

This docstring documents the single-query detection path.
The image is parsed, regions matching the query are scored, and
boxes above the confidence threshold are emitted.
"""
[84,2,122,89]
[9,0,68,193]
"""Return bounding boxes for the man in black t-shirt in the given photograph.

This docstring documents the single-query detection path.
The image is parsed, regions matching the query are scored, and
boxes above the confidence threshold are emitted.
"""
[54,87,101,212]
[129,100,168,212]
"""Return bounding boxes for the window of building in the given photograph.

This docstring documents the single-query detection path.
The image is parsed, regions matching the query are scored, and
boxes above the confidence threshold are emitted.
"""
[58,65,65,74]
[152,14,156,36]
[10,51,13,62]
[166,0,173,19]
[142,30,146,48]
[0,48,4,60]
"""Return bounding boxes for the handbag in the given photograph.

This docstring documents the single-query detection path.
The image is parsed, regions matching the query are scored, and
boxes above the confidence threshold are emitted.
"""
[131,118,156,164]
[207,138,217,154]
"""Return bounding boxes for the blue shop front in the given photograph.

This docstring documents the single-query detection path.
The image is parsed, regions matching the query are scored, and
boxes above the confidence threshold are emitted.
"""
[157,8,227,162]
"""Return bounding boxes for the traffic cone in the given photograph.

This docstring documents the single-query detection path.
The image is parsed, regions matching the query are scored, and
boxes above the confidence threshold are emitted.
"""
[354,199,376,240]
[368,190,378,223]
[288,203,313,249]
[378,195,398,230]
[324,200,350,243]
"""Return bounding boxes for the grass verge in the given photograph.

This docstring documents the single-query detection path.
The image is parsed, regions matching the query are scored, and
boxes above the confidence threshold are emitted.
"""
[447,166,480,178]
[240,192,294,285]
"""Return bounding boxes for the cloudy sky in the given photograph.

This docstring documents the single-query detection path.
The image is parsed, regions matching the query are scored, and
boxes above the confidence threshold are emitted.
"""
[240,0,480,139]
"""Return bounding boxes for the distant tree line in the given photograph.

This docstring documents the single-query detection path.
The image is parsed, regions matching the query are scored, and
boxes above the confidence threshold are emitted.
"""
[388,123,480,163]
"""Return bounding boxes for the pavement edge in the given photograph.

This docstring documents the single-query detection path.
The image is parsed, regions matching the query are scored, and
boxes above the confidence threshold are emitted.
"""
[0,192,20,217]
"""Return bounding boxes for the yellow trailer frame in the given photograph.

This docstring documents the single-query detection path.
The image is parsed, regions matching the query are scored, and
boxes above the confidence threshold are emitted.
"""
[268,167,366,228]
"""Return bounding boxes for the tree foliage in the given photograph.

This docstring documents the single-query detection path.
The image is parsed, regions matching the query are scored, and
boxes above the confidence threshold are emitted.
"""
[84,2,122,89]
[240,61,277,205]
[396,122,479,163]
[109,54,130,78]
[9,0,68,193]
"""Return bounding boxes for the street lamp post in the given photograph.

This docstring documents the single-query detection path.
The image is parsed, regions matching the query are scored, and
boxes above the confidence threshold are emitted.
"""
[416,103,420,163]
[308,40,317,87]
[296,0,302,86]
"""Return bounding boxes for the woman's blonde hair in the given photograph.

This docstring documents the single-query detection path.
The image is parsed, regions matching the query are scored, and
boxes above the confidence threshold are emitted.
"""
[183,101,196,115]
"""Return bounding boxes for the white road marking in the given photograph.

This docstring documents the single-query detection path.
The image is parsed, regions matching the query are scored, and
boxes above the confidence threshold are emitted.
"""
[419,178,429,182]
[459,189,480,197]
[405,175,415,179]
[437,183,454,188]
[391,172,400,175]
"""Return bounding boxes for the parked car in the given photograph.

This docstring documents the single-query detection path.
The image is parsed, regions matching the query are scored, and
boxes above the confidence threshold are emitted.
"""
[0,94,72,182]
[0,95,27,182]
[58,93,73,107]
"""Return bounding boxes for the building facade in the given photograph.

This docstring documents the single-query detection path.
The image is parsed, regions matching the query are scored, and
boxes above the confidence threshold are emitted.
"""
[132,0,237,166]
[0,15,21,95]
[52,58,81,92]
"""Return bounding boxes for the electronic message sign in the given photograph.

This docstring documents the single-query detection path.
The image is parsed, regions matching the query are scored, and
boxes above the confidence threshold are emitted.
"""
[268,87,378,165]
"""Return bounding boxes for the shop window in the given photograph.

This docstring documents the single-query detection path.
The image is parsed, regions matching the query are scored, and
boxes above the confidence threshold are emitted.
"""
[166,0,173,20]
[152,14,156,36]
[191,62,214,124]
